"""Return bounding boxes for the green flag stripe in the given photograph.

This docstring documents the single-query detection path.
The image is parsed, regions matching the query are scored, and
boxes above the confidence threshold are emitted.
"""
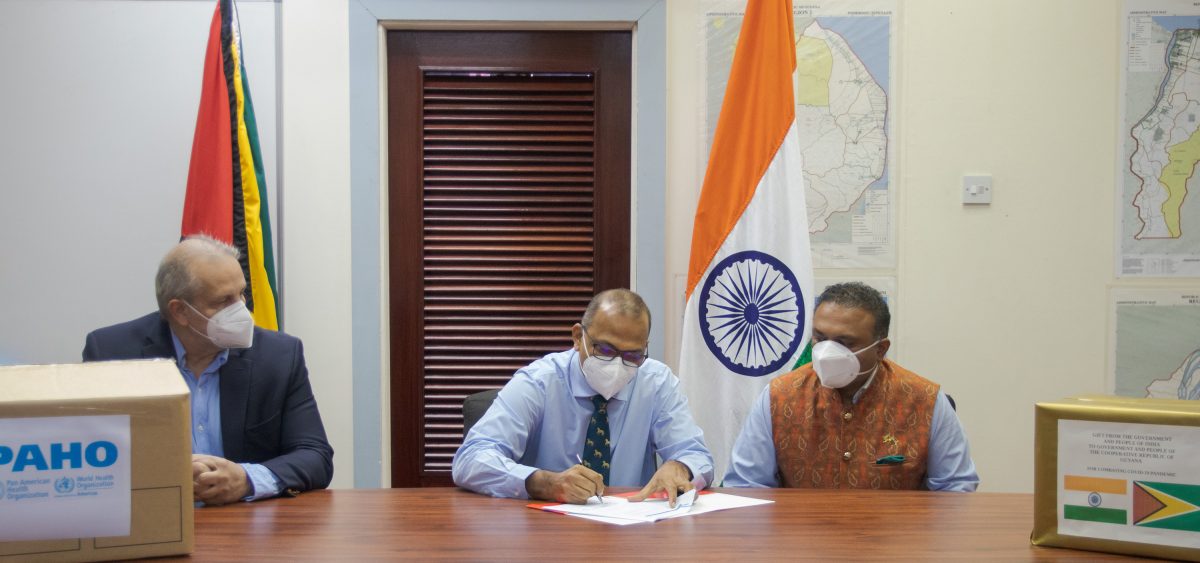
[1136,510,1200,532]
[1065,505,1127,524]
[791,340,813,370]
[240,70,279,306]
[1137,481,1200,506]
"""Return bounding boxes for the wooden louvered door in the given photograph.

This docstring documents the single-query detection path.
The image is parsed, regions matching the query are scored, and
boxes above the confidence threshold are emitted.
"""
[387,30,632,487]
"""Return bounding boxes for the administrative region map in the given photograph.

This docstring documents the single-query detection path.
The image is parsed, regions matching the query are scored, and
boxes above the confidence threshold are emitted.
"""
[1121,2,1200,276]
[1111,289,1200,400]
[703,0,896,268]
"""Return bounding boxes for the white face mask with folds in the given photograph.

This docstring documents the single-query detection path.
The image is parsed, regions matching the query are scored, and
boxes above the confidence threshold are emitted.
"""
[579,331,638,400]
[811,339,881,389]
[184,300,254,349]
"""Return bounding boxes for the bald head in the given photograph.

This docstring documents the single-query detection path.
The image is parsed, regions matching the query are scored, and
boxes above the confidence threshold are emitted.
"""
[581,288,651,331]
[155,235,241,315]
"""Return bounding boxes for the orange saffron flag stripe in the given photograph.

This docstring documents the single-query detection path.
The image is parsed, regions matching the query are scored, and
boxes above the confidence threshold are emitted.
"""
[1064,475,1127,495]
[685,0,798,299]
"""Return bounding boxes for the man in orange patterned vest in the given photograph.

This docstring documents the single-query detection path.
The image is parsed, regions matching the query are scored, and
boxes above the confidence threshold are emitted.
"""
[725,282,978,491]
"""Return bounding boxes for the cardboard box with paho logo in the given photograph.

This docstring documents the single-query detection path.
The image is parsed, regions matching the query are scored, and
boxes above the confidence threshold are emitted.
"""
[0,359,193,561]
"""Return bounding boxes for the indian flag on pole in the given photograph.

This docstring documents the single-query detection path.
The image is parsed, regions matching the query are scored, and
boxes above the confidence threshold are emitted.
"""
[678,0,814,482]
[182,0,279,330]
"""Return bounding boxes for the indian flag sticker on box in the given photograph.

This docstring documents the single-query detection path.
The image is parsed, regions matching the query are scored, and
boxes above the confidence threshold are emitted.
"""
[1063,475,1128,525]
[1058,419,1200,549]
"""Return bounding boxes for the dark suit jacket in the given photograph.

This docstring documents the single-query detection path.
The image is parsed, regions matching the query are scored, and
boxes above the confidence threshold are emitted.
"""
[82,312,334,495]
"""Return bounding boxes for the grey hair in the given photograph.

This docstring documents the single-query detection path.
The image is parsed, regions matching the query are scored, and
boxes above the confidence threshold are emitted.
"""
[581,288,651,331]
[816,282,890,340]
[155,235,240,315]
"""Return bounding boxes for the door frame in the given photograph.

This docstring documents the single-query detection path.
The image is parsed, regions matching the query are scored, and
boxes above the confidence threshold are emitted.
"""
[347,0,668,488]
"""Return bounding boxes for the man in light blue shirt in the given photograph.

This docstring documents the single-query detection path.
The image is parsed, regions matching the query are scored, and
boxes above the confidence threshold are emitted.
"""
[453,289,714,505]
[171,333,284,502]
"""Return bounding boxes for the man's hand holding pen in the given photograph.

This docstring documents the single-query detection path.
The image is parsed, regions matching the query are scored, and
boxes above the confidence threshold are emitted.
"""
[524,460,605,505]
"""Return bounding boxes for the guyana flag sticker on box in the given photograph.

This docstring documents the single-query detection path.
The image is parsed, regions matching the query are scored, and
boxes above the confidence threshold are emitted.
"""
[1033,395,1200,560]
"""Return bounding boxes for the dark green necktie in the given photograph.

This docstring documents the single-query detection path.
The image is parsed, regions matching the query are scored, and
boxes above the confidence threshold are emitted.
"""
[581,394,611,485]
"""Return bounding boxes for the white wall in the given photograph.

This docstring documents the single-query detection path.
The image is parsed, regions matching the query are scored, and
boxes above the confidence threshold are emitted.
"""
[0,0,278,365]
[279,0,354,489]
[898,2,1118,493]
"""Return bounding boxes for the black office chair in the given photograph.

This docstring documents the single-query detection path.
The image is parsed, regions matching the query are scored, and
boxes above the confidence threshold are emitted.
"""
[946,393,956,411]
[462,388,501,436]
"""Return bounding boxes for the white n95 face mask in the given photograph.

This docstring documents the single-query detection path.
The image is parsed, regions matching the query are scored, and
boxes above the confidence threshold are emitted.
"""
[580,332,638,400]
[185,300,254,349]
[812,339,881,389]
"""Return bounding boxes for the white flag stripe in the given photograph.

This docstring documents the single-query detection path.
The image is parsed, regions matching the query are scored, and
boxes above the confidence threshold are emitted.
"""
[1063,489,1130,512]
[680,122,813,481]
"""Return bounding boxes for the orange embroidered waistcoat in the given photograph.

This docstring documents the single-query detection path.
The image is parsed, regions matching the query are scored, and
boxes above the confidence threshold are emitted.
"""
[770,360,939,490]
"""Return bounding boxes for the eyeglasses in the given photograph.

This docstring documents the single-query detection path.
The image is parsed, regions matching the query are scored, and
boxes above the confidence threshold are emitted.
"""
[583,328,648,367]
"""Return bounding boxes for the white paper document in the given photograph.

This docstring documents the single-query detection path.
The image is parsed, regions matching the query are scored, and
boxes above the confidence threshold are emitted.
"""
[536,490,773,525]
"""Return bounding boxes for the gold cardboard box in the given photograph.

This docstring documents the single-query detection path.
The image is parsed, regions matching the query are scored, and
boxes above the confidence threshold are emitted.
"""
[0,360,193,562]
[1033,395,1200,561]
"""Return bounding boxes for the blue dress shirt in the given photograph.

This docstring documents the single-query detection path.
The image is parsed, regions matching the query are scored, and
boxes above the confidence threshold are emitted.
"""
[725,378,979,491]
[171,333,281,501]
[452,349,715,498]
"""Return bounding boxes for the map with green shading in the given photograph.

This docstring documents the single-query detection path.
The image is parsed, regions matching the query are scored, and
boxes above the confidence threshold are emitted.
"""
[1120,5,1200,276]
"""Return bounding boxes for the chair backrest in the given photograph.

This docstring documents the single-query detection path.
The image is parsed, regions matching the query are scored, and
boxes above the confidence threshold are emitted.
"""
[945,393,957,411]
[462,388,501,436]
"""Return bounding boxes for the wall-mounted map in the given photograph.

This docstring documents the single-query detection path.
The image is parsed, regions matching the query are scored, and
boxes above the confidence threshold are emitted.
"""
[1120,2,1200,276]
[1111,288,1200,400]
[702,0,896,268]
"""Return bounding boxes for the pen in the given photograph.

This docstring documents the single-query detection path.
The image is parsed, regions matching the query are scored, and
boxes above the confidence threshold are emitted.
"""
[575,454,604,503]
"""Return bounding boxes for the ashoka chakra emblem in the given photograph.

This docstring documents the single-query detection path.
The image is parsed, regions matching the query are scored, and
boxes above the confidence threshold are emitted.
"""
[699,250,805,377]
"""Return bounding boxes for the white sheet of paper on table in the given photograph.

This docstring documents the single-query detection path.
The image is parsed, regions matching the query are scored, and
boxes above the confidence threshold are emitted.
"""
[540,490,772,525]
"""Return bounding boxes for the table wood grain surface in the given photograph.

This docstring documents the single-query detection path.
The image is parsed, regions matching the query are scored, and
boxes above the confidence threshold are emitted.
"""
[166,487,1157,561]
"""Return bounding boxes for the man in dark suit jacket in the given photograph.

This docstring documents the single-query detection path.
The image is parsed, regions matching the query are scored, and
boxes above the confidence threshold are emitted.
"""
[83,236,333,505]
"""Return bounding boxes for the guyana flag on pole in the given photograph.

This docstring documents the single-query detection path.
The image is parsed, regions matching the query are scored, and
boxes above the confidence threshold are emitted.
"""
[182,0,279,330]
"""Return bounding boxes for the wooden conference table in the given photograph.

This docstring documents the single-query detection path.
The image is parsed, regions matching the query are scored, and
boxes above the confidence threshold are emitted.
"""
[176,487,1149,561]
